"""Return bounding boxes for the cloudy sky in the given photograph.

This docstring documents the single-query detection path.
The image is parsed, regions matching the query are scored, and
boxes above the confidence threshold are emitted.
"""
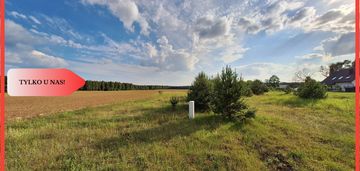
[5,0,355,85]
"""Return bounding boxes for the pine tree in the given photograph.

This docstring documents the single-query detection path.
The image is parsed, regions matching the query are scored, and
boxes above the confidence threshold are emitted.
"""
[211,66,255,120]
[187,72,212,111]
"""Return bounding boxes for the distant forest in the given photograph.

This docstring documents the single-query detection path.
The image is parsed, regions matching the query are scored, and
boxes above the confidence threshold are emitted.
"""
[2,77,188,92]
[80,80,189,91]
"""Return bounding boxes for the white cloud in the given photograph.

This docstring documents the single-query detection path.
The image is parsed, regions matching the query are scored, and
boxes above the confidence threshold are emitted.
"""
[257,1,304,33]
[220,45,248,64]
[316,32,355,56]
[41,15,84,40]
[236,63,295,82]
[288,7,316,25]
[29,16,41,24]
[237,17,261,34]
[5,19,40,46]
[231,1,354,34]
[78,0,355,74]
[295,53,332,62]
[5,19,68,68]
[82,0,149,35]
[5,51,23,64]
[304,6,354,33]
[145,43,157,58]
[195,16,232,39]
[316,10,343,24]
[30,50,68,67]
[153,36,198,71]
[9,11,27,19]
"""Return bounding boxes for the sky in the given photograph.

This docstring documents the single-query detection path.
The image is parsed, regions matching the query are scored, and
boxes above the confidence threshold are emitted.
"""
[4,0,355,85]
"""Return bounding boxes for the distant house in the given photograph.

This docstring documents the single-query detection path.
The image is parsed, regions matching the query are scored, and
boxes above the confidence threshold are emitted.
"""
[321,68,355,92]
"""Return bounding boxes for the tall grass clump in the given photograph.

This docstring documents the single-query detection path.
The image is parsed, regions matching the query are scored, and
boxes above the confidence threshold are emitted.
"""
[169,96,179,108]
[211,66,255,120]
[295,77,327,99]
[187,72,212,111]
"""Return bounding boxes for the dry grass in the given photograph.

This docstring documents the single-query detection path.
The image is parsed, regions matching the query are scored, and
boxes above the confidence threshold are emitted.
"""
[5,90,185,120]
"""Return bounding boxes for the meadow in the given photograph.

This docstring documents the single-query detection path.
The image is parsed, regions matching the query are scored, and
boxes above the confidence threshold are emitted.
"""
[6,91,355,170]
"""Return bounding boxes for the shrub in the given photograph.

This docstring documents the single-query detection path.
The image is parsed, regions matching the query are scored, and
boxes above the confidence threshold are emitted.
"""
[244,109,256,119]
[241,80,253,97]
[295,77,327,99]
[187,72,212,111]
[169,96,179,108]
[250,79,268,95]
[284,86,292,94]
[211,66,255,120]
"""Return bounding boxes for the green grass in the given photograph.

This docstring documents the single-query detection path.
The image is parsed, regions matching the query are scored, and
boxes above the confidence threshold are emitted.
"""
[6,91,355,170]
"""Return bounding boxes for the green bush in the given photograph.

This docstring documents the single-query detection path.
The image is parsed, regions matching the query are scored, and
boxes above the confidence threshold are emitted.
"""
[241,80,253,97]
[169,96,179,108]
[250,79,268,95]
[211,66,255,120]
[284,86,292,94]
[187,72,212,111]
[244,109,256,119]
[295,77,327,99]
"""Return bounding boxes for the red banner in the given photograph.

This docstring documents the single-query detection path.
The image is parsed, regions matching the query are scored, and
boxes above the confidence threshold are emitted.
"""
[7,68,85,96]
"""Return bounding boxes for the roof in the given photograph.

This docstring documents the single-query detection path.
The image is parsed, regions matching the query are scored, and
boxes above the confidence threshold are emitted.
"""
[322,68,354,85]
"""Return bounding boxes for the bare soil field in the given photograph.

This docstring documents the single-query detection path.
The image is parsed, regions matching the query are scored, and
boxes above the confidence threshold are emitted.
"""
[5,90,185,120]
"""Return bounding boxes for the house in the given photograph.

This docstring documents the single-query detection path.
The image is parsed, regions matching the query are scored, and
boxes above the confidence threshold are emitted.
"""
[321,68,355,92]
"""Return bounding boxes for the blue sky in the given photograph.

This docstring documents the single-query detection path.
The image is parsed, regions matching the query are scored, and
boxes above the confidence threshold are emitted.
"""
[5,0,355,85]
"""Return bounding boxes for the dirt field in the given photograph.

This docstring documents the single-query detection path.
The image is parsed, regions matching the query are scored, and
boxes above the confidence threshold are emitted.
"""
[5,90,185,120]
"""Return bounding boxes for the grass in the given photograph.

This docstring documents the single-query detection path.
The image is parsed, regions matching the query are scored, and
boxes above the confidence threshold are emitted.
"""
[6,91,354,170]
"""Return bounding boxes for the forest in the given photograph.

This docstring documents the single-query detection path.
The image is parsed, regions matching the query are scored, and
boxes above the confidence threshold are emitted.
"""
[79,80,188,91]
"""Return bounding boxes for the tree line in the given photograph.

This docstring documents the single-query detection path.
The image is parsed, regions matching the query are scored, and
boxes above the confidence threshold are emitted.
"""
[79,80,188,91]
[1,77,188,92]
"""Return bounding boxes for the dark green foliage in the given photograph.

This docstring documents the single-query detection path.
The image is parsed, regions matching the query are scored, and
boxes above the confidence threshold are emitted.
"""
[284,86,292,94]
[211,66,255,120]
[187,72,212,111]
[250,80,268,95]
[80,80,189,91]
[244,109,256,119]
[329,60,353,75]
[240,80,253,97]
[169,97,179,108]
[267,75,280,88]
[295,77,327,99]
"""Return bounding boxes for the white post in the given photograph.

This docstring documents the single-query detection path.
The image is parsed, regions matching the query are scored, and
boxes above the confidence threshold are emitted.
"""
[189,101,195,119]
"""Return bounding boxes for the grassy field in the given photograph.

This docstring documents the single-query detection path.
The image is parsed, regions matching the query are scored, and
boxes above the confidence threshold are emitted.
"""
[6,91,354,170]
